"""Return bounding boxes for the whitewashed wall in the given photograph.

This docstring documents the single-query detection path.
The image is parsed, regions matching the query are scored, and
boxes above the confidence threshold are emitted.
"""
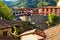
[21,34,44,40]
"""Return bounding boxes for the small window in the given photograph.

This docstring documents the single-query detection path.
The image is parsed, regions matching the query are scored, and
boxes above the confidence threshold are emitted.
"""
[22,12,24,13]
[55,8,57,14]
[13,12,15,15]
[12,27,14,33]
[19,12,21,14]
[42,8,44,12]
[3,31,7,36]
[16,12,18,14]
[46,8,48,12]
[51,8,52,13]
[15,25,20,27]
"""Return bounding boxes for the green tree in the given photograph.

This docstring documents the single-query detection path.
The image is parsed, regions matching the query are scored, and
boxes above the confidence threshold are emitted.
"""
[26,0,38,8]
[0,1,14,20]
[37,0,49,8]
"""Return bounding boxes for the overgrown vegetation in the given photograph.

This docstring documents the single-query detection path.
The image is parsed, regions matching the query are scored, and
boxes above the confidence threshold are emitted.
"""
[13,26,19,38]
[46,14,60,26]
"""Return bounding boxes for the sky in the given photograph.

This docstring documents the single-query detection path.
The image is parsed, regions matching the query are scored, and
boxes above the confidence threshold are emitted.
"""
[4,0,18,2]
[4,0,14,1]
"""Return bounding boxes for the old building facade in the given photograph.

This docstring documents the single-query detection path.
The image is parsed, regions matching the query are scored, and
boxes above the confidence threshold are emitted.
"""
[39,6,60,16]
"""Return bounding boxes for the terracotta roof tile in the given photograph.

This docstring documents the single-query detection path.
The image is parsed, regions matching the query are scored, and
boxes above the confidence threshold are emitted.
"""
[44,25,60,40]
[0,37,19,40]
[20,29,46,37]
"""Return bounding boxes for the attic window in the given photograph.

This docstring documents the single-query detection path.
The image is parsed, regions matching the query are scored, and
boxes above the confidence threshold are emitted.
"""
[3,31,7,36]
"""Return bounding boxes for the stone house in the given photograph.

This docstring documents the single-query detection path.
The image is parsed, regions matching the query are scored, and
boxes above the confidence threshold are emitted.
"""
[0,19,13,37]
[0,19,32,40]
[0,19,22,37]
[0,19,47,40]
[20,29,46,40]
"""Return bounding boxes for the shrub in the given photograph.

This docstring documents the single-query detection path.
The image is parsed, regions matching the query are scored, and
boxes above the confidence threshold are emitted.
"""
[47,14,59,26]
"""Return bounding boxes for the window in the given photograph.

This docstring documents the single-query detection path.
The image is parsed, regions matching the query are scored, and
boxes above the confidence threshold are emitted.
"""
[42,8,44,12]
[46,8,48,12]
[16,12,18,14]
[22,12,24,13]
[3,31,7,36]
[12,27,14,33]
[15,25,20,27]
[13,12,15,15]
[19,12,21,14]
[51,8,52,13]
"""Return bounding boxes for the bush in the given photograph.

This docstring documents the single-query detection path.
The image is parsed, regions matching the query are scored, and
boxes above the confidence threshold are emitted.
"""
[47,14,60,26]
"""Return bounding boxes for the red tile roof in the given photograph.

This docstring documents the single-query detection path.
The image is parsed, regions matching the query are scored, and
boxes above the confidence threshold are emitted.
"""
[20,29,46,37]
[0,37,19,40]
[44,24,60,40]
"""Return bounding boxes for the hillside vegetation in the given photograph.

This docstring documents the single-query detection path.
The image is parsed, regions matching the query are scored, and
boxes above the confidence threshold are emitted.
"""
[3,0,59,8]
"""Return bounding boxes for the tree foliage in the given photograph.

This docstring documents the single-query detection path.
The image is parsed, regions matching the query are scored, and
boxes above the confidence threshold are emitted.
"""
[3,0,59,8]
[26,0,38,8]
[0,1,14,20]
[37,0,49,8]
